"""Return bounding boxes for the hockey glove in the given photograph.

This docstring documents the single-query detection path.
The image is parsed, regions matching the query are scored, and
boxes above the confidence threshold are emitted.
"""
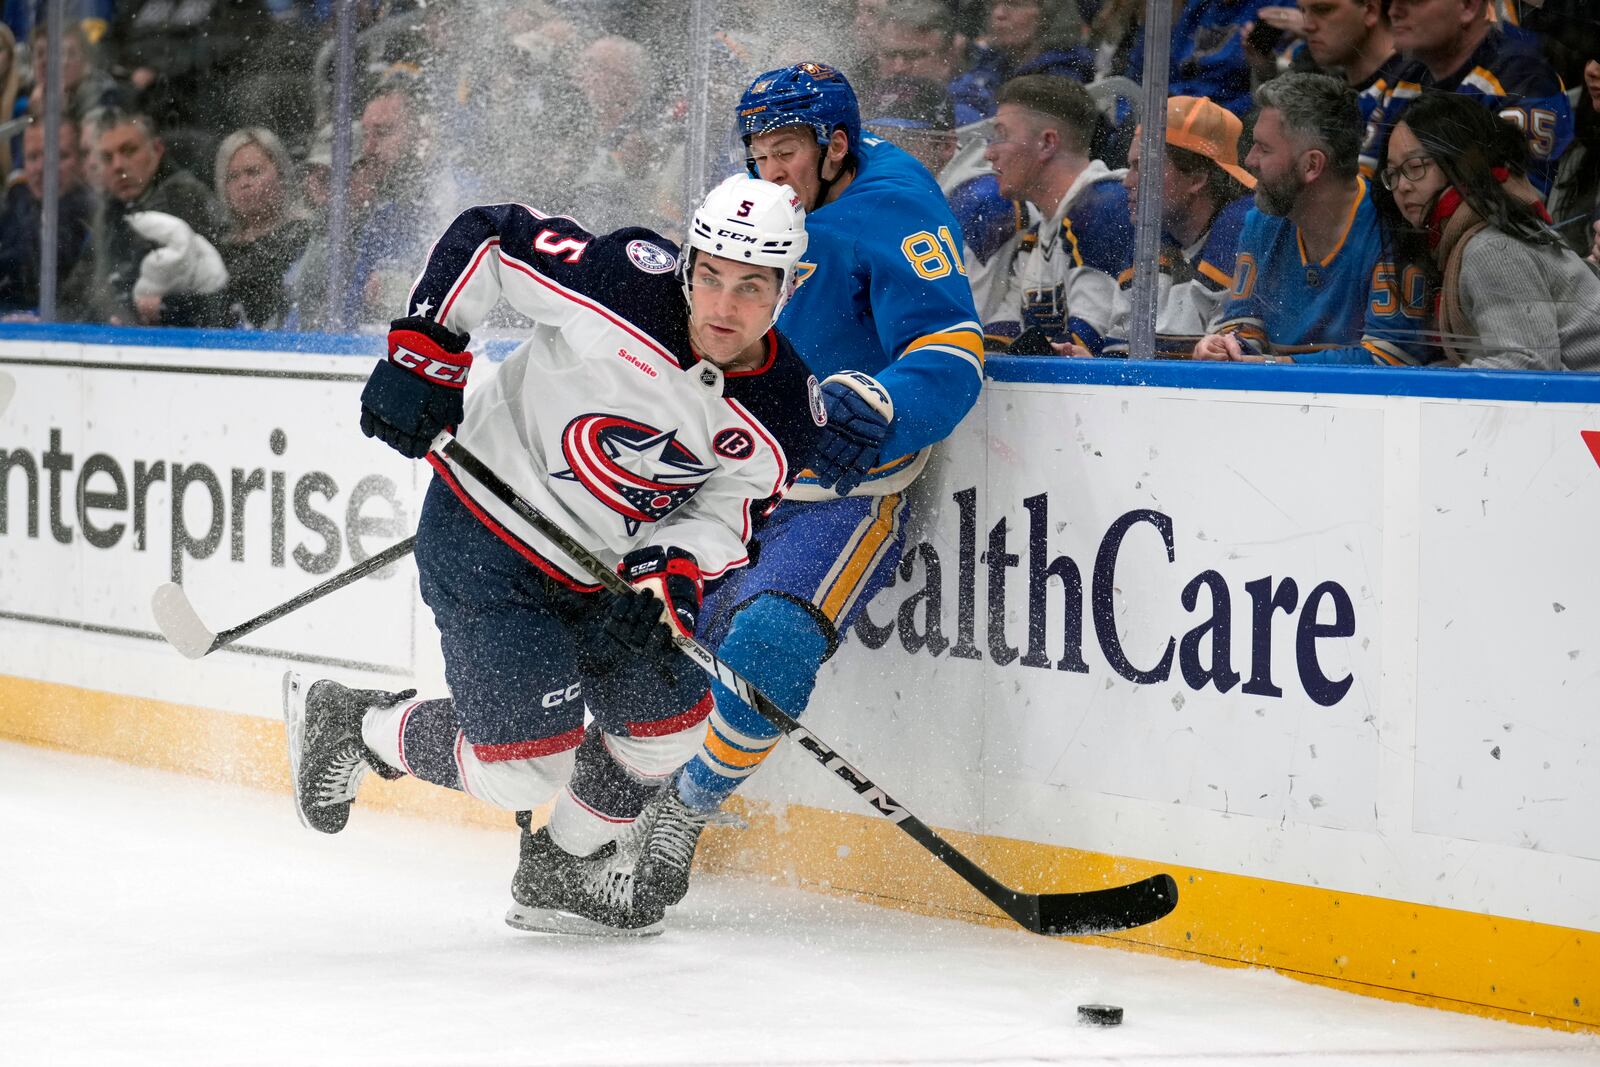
[359,316,473,459]
[601,547,705,665]
[811,371,894,496]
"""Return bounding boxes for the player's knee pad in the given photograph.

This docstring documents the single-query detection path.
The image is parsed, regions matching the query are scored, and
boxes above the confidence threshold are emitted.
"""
[715,593,832,733]
[456,746,575,811]
[605,713,711,782]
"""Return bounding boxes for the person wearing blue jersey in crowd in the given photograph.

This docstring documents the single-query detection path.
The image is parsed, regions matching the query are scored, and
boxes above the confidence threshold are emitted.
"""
[1194,73,1430,364]
[1366,0,1573,194]
[628,62,985,916]
[1294,0,1405,178]
[981,75,1135,354]
[950,0,1096,122]
[1125,0,1273,118]
[1101,96,1256,356]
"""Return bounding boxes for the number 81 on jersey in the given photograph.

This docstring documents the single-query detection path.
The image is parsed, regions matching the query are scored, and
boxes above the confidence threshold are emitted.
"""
[901,227,968,280]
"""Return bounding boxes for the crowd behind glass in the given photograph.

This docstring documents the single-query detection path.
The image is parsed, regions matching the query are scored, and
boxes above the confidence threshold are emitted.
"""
[2,0,1597,370]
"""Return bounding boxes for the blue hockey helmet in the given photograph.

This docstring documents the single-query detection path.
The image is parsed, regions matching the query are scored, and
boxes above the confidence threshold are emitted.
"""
[737,62,862,156]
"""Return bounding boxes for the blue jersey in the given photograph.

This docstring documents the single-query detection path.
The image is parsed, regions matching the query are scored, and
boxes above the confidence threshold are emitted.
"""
[1215,178,1430,364]
[779,134,984,489]
[1356,53,1412,179]
[1125,0,1272,117]
[1363,27,1574,194]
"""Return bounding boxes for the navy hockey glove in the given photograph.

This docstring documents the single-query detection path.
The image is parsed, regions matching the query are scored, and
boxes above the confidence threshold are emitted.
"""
[359,316,473,459]
[811,371,894,496]
[602,547,705,662]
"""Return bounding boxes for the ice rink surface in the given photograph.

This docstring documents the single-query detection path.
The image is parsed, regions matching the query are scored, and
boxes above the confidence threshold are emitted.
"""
[5,741,1599,1067]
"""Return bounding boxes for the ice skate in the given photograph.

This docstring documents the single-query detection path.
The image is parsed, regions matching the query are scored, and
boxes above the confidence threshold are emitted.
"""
[505,821,664,937]
[633,789,719,912]
[282,671,410,835]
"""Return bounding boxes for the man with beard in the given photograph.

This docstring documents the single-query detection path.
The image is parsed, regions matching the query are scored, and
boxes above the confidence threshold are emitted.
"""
[1193,73,1428,364]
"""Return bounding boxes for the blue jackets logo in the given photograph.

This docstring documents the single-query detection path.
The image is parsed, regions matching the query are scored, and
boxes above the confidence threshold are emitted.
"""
[552,414,715,534]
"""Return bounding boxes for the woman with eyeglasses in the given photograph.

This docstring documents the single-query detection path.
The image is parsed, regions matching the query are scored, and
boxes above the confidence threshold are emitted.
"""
[1379,90,1600,371]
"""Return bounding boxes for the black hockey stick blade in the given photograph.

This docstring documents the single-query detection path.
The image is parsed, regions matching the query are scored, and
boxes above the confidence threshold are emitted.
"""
[433,433,1181,938]
[1026,873,1180,936]
[151,536,418,659]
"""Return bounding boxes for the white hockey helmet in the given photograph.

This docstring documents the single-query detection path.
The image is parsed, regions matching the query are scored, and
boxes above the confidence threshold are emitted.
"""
[682,174,809,328]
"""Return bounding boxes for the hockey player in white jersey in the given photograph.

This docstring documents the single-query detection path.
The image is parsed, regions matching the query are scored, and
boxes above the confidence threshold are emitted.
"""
[281,176,823,936]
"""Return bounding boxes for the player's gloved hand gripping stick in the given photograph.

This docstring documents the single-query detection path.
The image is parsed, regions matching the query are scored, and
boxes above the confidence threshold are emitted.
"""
[150,429,1179,937]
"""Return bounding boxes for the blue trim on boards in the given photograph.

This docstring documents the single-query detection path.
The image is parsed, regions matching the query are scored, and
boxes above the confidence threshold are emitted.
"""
[0,322,521,362]
[1,323,1595,403]
[986,355,1600,404]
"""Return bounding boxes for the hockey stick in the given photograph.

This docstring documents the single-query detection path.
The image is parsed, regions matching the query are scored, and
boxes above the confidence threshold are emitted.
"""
[150,536,417,659]
[433,432,1179,937]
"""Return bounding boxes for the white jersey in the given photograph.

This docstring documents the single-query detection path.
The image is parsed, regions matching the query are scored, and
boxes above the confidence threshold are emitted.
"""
[405,204,823,590]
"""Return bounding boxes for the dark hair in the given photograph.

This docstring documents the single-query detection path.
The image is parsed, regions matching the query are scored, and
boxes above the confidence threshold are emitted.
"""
[1168,143,1250,207]
[1254,72,1362,179]
[1400,90,1562,249]
[997,74,1101,155]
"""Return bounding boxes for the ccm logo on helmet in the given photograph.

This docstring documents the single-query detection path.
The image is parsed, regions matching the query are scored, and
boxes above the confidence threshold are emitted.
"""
[390,344,468,386]
[715,228,759,243]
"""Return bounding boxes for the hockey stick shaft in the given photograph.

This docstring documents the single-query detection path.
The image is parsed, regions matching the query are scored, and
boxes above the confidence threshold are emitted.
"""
[434,432,1178,936]
[152,536,417,658]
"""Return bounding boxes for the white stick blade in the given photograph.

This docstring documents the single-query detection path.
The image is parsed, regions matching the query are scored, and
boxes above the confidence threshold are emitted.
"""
[150,583,218,659]
[0,371,14,418]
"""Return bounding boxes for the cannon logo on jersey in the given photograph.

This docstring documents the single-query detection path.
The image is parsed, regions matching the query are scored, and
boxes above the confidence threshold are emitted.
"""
[713,427,756,460]
[626,239,678,274]
[552,414,716,534]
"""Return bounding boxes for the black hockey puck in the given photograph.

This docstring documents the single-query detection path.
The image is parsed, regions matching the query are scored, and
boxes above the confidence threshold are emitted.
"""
[1077,1003,1124,1026]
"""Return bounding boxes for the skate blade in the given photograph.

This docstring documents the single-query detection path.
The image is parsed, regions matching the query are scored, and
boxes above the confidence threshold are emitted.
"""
[504,903,663,938]
[281,671,313,831]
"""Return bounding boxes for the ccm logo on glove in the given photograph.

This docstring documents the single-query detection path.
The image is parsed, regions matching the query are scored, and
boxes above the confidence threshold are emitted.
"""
[390,341,471,386]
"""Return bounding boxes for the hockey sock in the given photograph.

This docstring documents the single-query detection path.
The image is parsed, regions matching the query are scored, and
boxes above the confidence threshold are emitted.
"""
[548,724,663,856]
[362,697,463,790]
[677,596,830,812]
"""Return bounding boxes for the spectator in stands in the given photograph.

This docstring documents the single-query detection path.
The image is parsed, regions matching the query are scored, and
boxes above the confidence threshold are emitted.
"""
[27,22,124,121]
[868,0,975,124]
[1296,0,1404,176]
[78,106,108,195]
[1550,58,1600,257]
[1,24,20,178]
[981,74,1134,354]
[0,116,93,313]
[570,35,674,234]
[103,0,277,138]
[1125,0,1271,118]
[1193,73,1428,363]
[951,0,1095,122]
[59,108,229,325]
[1374,0,1573,193]
[314,74,437,327]
[214,128,311,331]
[1383,91,1600,369]
[1103,96,1256,355]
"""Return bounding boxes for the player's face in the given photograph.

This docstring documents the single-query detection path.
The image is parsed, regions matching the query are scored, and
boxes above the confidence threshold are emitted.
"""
[1243,108,1307,217]
[1298,0,1371,70]
[984,103,1044,202]
[1388,0,1478,57]
[749,129,827,211]
[687,254,781,370]
[1384,122,1447,227]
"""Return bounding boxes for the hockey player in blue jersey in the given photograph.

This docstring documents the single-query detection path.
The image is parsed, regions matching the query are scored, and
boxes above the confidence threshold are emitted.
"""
[1193,73,1430,363]
[282,176,824,937]
[627,62,986,914]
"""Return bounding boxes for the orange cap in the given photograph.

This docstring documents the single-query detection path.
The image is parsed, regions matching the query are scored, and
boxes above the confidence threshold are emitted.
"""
[1159,96,1255,190]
